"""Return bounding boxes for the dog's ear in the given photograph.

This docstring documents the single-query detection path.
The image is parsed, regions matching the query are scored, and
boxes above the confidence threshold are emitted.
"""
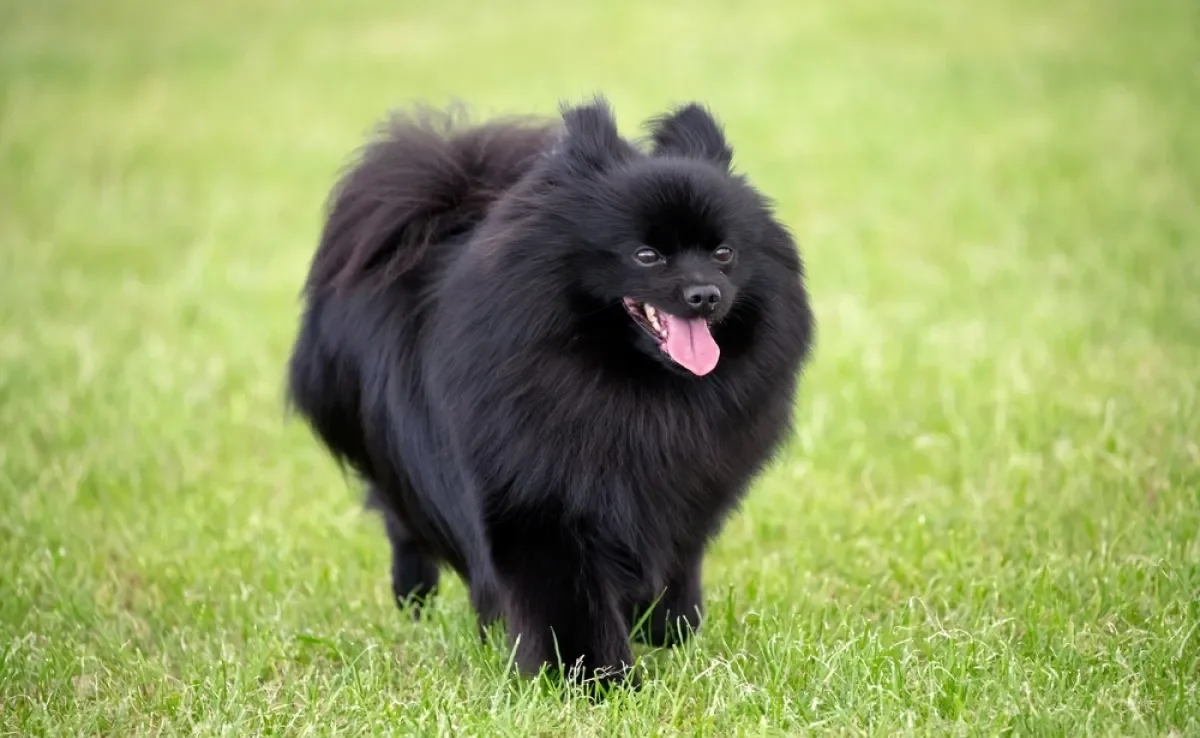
[646,103,733,169]
[558,97,633,175]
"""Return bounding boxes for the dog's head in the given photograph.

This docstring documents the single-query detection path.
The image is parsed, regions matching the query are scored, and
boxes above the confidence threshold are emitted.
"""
[531,98,798,377]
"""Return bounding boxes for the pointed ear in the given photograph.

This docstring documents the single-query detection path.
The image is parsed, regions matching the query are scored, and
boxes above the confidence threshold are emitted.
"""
[646,103,733,168]
[557,97,633,175]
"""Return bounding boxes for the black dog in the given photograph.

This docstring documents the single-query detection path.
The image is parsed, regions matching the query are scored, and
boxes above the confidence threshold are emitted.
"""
[286,97,814,687]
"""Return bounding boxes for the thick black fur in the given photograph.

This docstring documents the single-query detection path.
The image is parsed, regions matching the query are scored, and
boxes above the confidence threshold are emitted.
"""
[286,97,814,688]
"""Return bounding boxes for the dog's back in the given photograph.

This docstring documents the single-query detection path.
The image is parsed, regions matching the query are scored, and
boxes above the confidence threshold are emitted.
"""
[286,109,556,494]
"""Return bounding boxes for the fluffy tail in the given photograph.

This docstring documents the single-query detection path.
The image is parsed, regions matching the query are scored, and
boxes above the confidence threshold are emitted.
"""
[305,107,558,294]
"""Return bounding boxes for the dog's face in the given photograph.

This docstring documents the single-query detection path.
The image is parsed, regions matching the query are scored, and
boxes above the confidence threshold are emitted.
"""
[583,166,758,377]
[541,101,779,377]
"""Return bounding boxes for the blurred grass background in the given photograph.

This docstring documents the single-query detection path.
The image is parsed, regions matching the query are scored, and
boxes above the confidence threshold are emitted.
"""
[1,0,1198,734]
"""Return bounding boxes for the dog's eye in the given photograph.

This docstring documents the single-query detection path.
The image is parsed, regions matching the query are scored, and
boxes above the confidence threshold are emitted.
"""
[713,246,735,264]
[634,247,664,266]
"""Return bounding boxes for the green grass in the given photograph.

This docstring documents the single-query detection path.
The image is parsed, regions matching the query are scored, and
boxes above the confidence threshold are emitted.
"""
[2,0,1198,733]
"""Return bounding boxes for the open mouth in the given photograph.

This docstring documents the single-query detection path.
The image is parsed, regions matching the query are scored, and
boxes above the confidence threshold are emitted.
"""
[623,298,720,377]
[623,298,670,343]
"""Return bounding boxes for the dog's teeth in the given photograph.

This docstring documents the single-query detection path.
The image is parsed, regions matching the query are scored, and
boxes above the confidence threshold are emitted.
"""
[648,307,662,331]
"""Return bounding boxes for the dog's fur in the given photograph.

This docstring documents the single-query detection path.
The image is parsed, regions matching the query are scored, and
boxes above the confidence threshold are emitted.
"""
[286,97,814,687]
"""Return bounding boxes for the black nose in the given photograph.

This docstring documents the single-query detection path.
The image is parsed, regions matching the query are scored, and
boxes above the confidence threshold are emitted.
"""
[683,284,722,314]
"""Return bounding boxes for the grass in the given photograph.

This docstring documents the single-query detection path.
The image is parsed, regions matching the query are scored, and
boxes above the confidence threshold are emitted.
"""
[1,0,1198,733]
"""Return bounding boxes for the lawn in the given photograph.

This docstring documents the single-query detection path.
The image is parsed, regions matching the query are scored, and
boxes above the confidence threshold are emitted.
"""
[1,0,1198,734]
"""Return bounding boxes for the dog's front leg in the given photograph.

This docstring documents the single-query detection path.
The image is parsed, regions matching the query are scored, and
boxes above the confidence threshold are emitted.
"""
[484,503,637,690]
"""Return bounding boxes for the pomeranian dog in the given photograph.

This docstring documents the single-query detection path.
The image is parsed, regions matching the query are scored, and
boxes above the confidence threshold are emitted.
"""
[286,96,814,688]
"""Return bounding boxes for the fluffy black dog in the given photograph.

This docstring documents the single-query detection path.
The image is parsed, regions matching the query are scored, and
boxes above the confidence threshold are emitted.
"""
[286,97,813,687]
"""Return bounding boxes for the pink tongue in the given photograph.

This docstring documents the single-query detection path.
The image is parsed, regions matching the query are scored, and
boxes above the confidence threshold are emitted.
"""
[661,313,720,376]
